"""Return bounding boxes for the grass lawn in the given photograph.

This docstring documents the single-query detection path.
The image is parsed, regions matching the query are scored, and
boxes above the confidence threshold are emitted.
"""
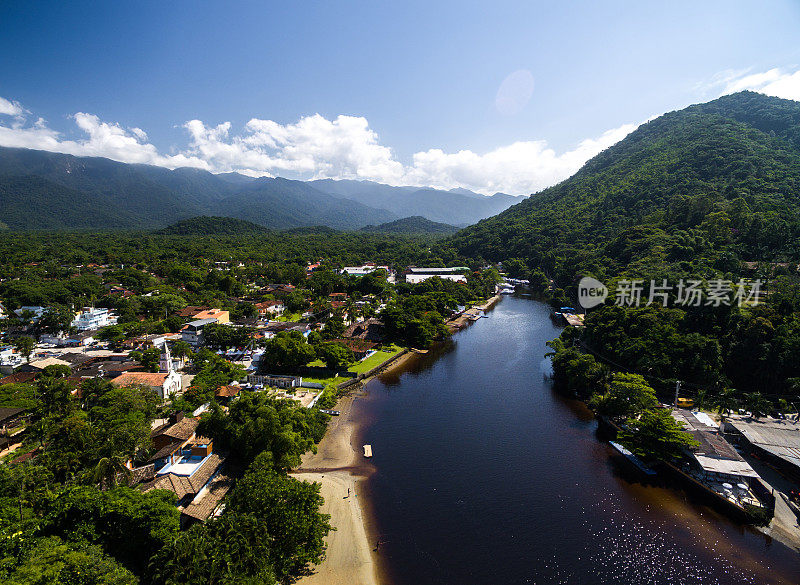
[277,312,302,322]
[348,344,404,375]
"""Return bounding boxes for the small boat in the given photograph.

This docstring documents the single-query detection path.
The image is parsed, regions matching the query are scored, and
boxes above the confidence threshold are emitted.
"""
[320,409,340,416]
[609,441,657,476]
[363,444,373,457]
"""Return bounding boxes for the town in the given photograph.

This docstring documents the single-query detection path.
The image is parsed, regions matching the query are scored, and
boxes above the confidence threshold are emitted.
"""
[0,256,500,535]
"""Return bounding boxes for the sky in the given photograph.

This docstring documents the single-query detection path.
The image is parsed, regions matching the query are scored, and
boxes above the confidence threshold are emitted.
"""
[1,0,800,195]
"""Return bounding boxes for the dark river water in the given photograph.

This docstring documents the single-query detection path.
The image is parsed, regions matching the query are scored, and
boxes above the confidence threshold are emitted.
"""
[359,296,800,585]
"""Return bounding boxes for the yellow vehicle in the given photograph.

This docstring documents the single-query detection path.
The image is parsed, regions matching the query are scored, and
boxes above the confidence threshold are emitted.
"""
[677,397,695,408]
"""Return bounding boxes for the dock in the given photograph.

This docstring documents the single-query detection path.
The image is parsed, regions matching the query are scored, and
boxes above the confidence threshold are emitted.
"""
[363,444,372,458]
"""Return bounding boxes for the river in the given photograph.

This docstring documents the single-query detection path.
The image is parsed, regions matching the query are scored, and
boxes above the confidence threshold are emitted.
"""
[358,296,800,585]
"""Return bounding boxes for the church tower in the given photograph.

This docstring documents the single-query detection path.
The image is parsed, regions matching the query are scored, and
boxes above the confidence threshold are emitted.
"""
[159,342,173,373]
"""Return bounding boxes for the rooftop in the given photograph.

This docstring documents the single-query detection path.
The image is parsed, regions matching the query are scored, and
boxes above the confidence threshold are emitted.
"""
[112,372,169,388]
[726,416,800,470]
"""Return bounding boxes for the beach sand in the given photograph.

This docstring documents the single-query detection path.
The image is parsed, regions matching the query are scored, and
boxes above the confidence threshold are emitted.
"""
[292,392,382,585]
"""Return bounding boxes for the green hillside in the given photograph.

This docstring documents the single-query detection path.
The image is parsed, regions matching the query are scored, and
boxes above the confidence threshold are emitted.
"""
[360,215,457,235]
[155,216,270,235]
[447,91,800,284]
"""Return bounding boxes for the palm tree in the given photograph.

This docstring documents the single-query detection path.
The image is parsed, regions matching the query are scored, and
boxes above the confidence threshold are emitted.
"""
[88,456,133,489]
[695,388,710,410]
[171,340,192,368]
[744,392,771,419]
[714,388,739,419]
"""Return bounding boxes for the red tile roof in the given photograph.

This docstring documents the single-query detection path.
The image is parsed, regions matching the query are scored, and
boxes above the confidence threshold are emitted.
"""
[111,372,169,388]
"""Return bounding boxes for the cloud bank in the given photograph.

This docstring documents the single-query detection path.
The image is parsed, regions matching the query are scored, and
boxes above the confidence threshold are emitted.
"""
[715,67,800,101]
[0,96,635,195]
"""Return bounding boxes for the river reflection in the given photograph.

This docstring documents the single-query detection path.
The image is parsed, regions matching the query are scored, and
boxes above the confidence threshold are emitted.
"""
[359,296,800,585]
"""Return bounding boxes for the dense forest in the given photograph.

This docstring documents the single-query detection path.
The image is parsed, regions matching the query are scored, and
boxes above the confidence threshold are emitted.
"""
[443,91,800,407]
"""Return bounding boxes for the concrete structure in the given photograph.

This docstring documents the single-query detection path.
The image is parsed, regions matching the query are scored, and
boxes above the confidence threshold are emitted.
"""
[405,267,469,284]
[192,308,230,324]
[247,373,301,389]
[72,307,117,331]
[340,264,391,277]
[255,300,285,317]
[181,318,218,348]
[724,416,800,483]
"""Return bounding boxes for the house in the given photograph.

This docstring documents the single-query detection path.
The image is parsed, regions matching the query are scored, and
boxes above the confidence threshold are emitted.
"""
[111,371,182,399]
[192,309,230,324]
[255,300,285,318]
[141,416,230,525]
[24,357,73,372]
[0,346,25,373]
[724,416,800,483]
[72,307,118,331]
[405,267,469,284]
[39,331,96,347]
[149,414,200,469]
[181,318,218,348]
[344,318,386,342]
[0,371,38,385]
[175,306,210,318]
[262,284,296,297]
[247,374,302,389]
[340,264,391,277]
[332,338,379,360]
[13,306,46,322]
[215,385,240,403]
[672,409,761,485]
[0,407,26,431]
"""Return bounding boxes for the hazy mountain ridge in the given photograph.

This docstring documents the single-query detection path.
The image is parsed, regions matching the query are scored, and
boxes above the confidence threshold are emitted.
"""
[309,178,522,226]
[0,147,521,231]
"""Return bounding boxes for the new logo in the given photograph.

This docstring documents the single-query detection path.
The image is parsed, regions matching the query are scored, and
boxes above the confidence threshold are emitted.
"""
[578,277,608,309]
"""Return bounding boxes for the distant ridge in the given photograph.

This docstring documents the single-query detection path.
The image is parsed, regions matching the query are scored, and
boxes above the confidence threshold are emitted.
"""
[309,179,522,226]
[360,216,457,235]
[0,146,522,231]
[155,216,269,235]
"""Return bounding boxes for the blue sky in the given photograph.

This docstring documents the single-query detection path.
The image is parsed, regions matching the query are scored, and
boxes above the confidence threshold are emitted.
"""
[1,0,800,194]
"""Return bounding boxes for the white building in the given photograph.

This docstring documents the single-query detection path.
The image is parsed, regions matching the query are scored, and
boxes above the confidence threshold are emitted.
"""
[181,318,218,348]
[340,264,391,277]
[405,267,469,284]
[14,306,47,322]
[72,307,118,331]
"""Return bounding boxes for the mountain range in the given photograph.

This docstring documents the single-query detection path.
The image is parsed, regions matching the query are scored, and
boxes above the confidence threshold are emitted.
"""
[0,147,522,231]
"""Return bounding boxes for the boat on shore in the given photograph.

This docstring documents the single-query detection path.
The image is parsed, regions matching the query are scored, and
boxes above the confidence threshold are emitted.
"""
[609,441,657,476]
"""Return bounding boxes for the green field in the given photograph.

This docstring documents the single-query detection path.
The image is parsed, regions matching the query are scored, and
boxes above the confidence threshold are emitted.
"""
[348,344,404,375]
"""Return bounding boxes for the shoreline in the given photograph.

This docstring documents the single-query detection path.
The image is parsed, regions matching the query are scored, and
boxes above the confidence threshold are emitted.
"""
[292,351,418,585]
[292,298,501,585]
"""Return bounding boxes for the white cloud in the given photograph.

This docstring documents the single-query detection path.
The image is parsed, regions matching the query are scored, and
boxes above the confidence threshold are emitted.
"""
[0,97,26,118]
[715,67,800,101]
[0,95,642,195]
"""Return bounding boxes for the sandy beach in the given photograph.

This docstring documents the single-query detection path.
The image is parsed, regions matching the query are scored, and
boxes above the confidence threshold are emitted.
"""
[293,391,379,585]
[291,307,489,585]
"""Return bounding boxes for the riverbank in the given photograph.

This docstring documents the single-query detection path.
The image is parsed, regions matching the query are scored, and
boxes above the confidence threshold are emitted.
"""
[447,294,500,332]
[293,349,419,585]
[291,298,500,584]
[293,390,380,585]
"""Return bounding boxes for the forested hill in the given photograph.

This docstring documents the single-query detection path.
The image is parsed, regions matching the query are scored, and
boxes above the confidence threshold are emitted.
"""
[446,91,800,285]
[155,216,270,235]
[360,216,457,235]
